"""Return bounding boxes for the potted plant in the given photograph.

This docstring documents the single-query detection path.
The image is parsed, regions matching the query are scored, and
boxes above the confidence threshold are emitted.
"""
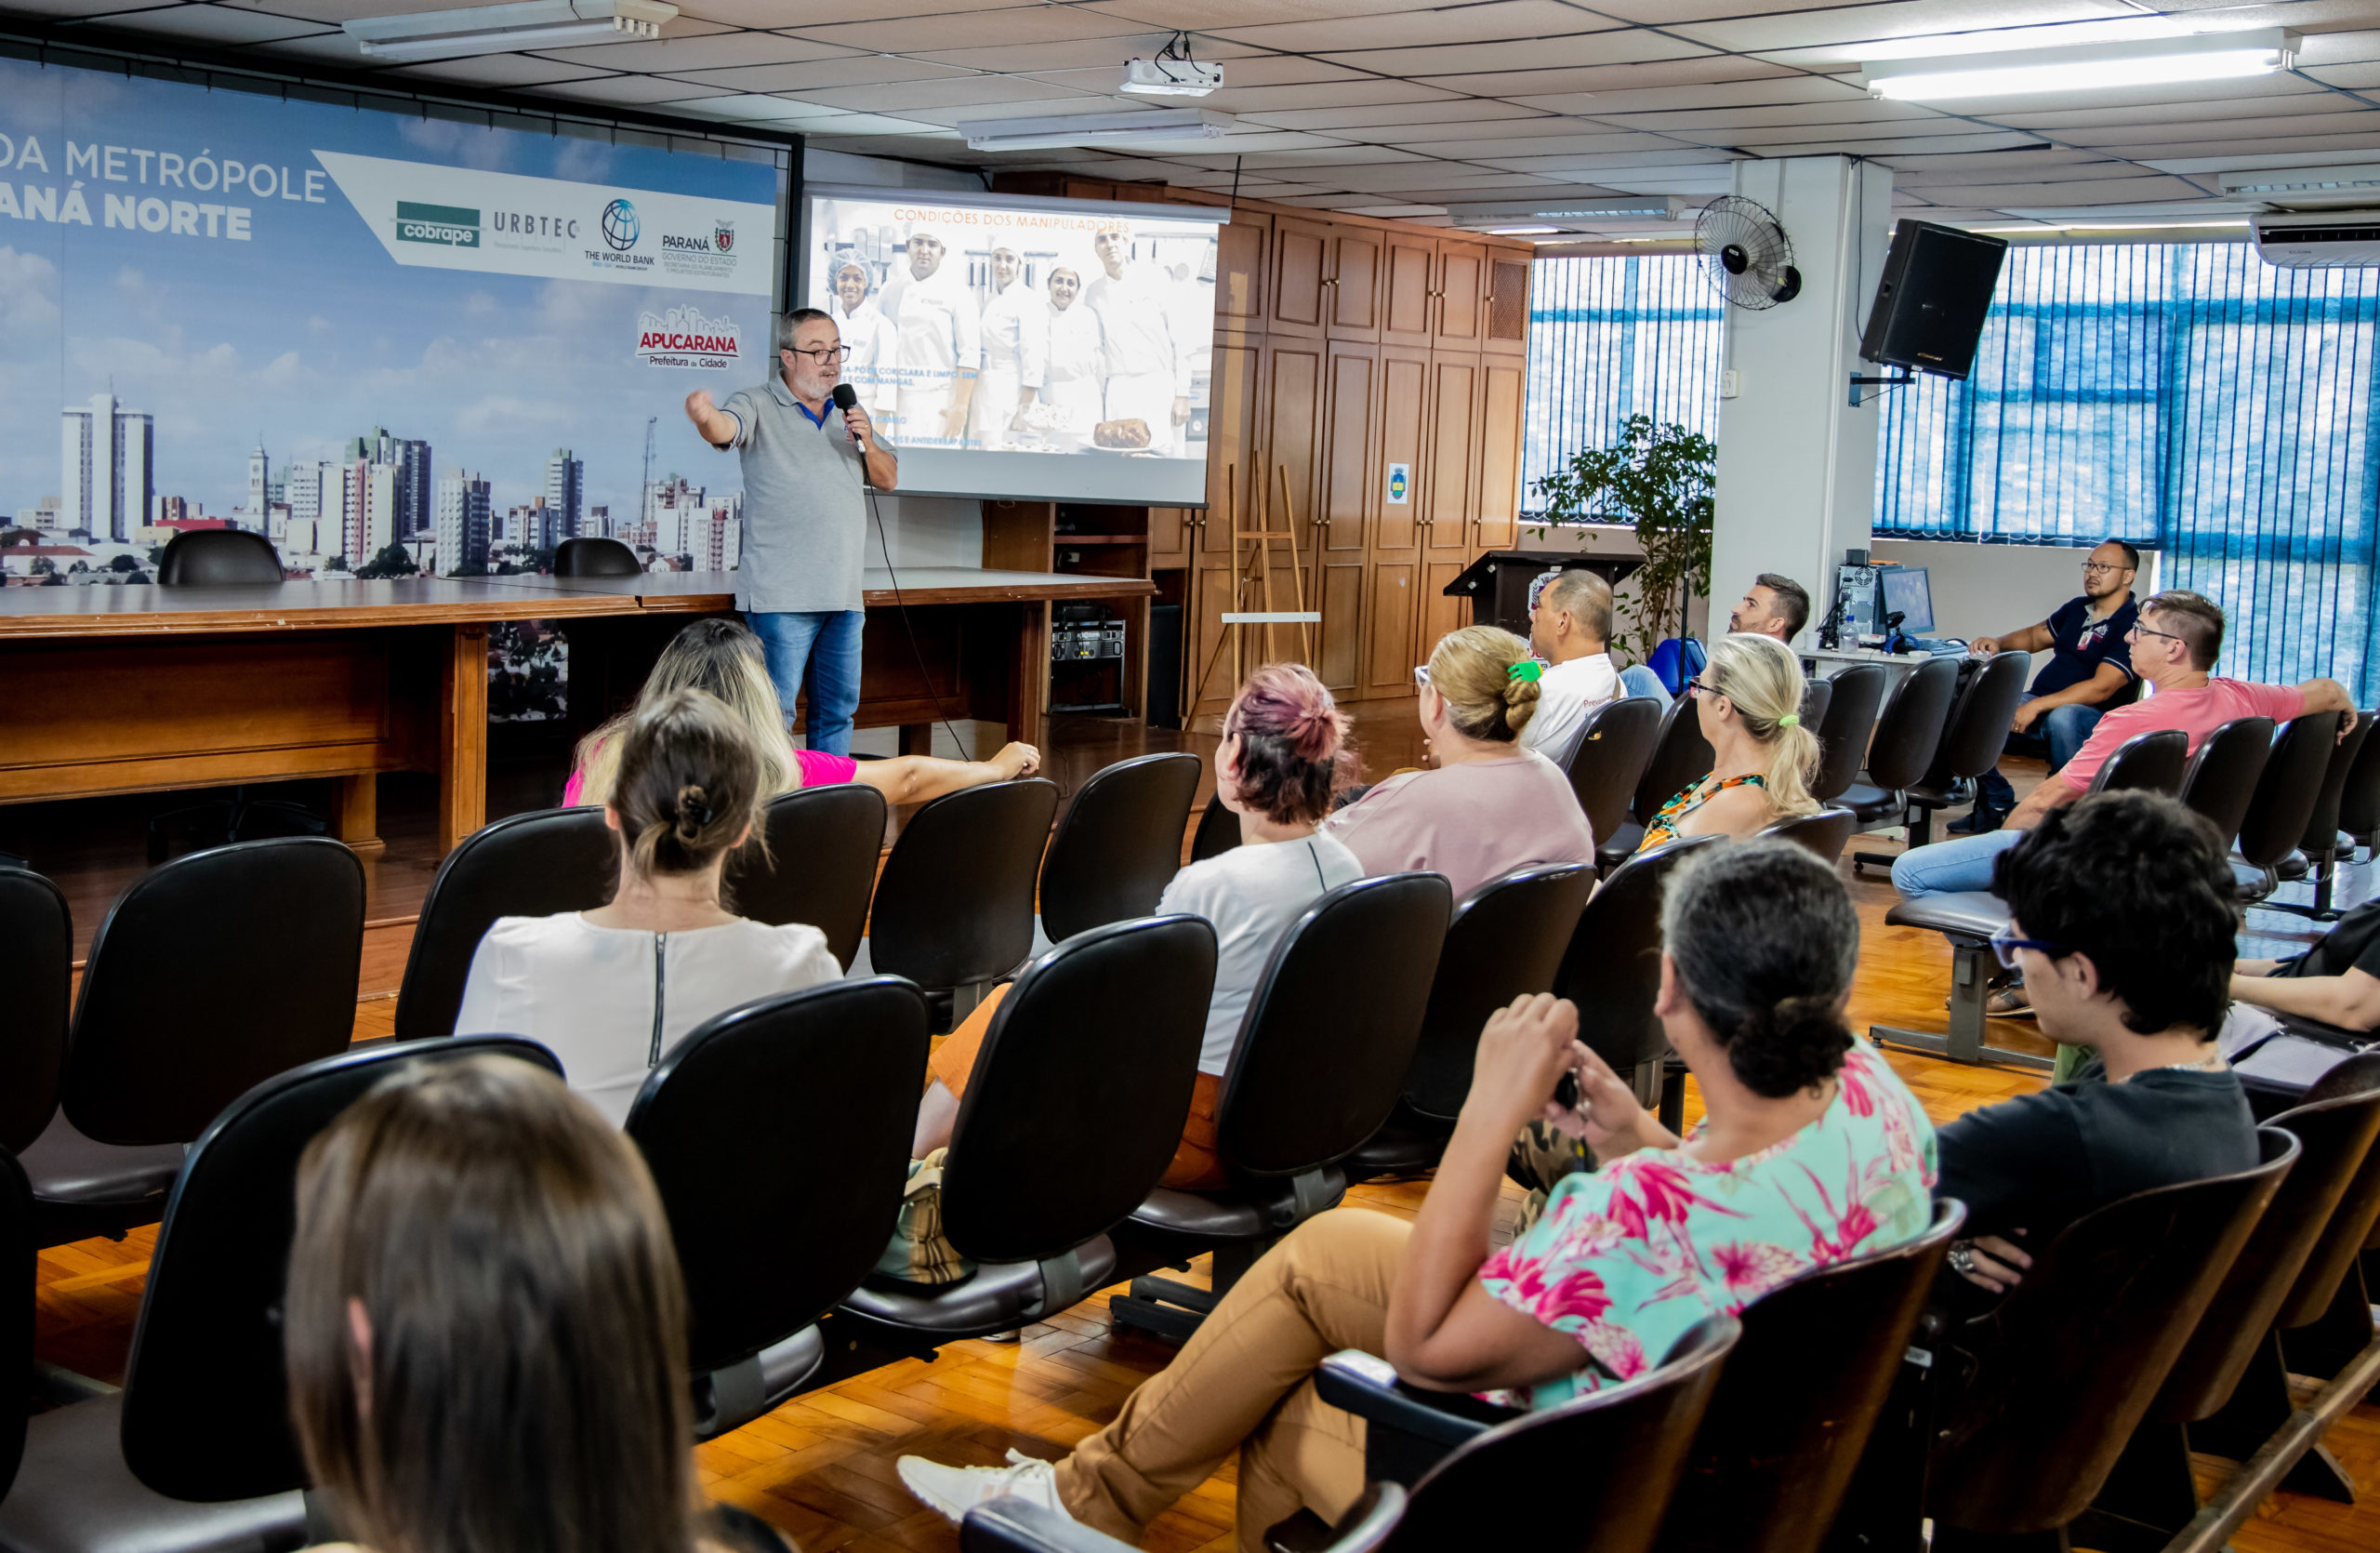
[1527,415,1716,664]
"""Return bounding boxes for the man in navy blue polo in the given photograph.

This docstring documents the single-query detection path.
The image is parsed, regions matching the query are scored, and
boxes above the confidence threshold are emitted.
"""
[1951,538,2141,833]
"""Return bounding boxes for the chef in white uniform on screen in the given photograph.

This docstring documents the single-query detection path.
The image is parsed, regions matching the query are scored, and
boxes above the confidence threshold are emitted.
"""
[1084,227,1191,456]
[878,223,980,447]
[829,260,900,421]
[969,232,1046,450]
[1040,260,1103,452]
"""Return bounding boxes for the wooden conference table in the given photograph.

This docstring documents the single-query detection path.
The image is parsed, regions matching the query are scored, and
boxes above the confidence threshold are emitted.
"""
[0,566,1153,856]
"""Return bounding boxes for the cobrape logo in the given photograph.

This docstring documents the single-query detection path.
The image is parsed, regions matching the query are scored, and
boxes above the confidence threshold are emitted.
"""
[395,201,479,248]
[602,197,640,251]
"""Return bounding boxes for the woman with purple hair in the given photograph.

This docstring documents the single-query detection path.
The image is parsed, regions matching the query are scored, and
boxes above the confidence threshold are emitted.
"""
[913,663,1361,1183]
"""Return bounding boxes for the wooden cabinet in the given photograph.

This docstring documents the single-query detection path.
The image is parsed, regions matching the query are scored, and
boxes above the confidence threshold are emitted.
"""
[1364,347,1429,698]
[1270,218,1329,339]
[1382,235,1435,349]
[1254,338,1326,666]
[1435,241,1485,348]
[1476,359,1527,552]
[1315,343,1376,695]
[1486,256,1530,355]
[1214,214,1267,340]
[1420,355,1480,657]
[1324,228,1382,342]
[1201,340,1261,553]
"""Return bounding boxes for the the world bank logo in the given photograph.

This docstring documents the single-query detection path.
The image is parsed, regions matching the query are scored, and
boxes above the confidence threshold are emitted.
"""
[601,198,640,251]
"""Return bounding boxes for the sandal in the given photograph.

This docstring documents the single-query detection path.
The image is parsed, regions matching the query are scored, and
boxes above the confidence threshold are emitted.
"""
[1988,983,2035,1018]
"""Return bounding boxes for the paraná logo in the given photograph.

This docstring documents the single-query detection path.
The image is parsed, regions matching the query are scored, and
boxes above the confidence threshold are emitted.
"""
[395,200,480,247]
[714,219,734,253]
[601,197,640,251]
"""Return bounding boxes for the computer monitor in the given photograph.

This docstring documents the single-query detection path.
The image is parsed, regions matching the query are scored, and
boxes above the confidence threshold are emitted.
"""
[1879,565,1935,634]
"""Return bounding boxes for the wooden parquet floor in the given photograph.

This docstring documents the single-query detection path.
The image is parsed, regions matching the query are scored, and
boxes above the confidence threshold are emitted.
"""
[27,712,2380,1553]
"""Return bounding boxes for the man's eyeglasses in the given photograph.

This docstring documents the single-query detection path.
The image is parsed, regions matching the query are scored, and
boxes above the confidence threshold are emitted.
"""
[2127,623,2185,645]
[2080,561,2130,576]
[1989,923,2063,971]
[787,344,852,364]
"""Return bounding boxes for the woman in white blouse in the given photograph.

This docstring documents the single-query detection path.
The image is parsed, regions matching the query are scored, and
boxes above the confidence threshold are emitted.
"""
[454,687,840,1124]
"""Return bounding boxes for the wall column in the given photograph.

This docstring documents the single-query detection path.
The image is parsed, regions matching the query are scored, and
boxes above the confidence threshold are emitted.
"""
[1708,156,1894,640]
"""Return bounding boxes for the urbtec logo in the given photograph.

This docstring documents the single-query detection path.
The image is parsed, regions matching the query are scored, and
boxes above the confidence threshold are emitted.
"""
[636,305,741,370]
[395,200,480,248]
[714,219,735,253]
[601,197,640,251]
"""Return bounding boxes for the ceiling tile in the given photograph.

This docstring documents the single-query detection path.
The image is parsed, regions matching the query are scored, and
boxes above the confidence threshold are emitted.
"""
[1996,92,2355,132]
[676,93,840,121]
[2293,27,2380,67]
[1678,3,2152,62]
[537,75,743,105]
[658,56,973,91]
[1582,100,1949,134]
[203,0,525,20]
[1480,148,1750,173]
[537,30,852,71]
[885,97,1185,126]
[1082,0,1428,27]
[787,7,1153,52]
[801,73,1102,110]
[672,0,876,23]
[0,0,181,17]
[78,4,332,44]
[1219,144,1431,168]
[1435,57,1785,98]
[1331,113,1589,144]
[1514,74,1850,116]
[1239,100,1558,131]
[1172,79,1463,112]
[2303,62,2380,88]
[907,36,1197,73]
[1208,1,1622,53]
[1308,162,1554,192]
[2063,112,2380,148]
[1013,55,1366,93]
[780,112,967,136]
[387,54,615,86]
[1401,131,1696,159]
[2126,129,2380,159]
[1322,32,1717,78]
[1910,174,2213,206]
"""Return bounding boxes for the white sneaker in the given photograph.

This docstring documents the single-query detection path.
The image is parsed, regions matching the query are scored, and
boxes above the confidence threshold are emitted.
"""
[897,1448,1073,1527]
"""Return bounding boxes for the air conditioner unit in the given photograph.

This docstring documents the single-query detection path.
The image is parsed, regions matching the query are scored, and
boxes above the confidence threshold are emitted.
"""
[2252,208,2380,268]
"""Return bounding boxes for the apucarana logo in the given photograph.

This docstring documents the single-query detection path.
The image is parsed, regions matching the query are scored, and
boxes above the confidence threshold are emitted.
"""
[602,197,640,252]
[395,201,480,248]
[636,305,742,370]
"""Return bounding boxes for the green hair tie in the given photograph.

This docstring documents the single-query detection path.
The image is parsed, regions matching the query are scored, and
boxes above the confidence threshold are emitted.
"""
[1509,659,1542,684]
[1777,712,1800,727]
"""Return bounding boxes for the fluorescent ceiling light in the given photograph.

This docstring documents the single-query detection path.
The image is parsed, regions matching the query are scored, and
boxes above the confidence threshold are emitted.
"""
[1966,219,2252,233]
[961,110,1234,153]
[1859,28,2296,101]
[345,0,676,60]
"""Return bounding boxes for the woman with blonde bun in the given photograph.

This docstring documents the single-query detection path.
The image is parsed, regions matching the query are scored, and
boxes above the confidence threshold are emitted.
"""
[1322,625,1594,898]
[1638,631,1821,850]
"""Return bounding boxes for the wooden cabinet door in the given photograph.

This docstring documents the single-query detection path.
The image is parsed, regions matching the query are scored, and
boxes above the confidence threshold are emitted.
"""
[1315,342,1376,695]
[1148,506,1190,568]
[1435,240,1485,348]
[1325,228,1382,342]
[1364,346,1429,699]
[1419,355,1480,656]
[1200,340,1260,557]
[1382,234,1435,349]
[1214,214,1267,342]
[1256,338,1326,665]
[1269,218,1329,340]
[1474,359,1527,551]
[1485,254,1530,356]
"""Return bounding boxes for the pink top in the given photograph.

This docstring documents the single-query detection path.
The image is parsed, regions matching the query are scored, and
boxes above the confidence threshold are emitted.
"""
[1320,750,1595,900]
[561,744,859,806]
[2056,677,2307,795]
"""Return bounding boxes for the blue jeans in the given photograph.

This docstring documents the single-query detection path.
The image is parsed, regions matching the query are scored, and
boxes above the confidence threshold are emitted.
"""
[1892,828,2022,898]
[746,609,864,755]
[1975,701,2108,812]
[1619,662,1673,709]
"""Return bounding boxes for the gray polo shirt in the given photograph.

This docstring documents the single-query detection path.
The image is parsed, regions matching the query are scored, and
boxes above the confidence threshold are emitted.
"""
[719,374,893,615]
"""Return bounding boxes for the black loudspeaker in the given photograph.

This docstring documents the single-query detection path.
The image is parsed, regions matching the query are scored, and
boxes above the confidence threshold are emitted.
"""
[1858,219,2009,380]
[1146,604,1182,730]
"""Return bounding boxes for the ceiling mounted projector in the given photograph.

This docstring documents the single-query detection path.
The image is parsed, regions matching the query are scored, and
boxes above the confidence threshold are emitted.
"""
[962,110,1235,153]
[1122,31,1222,98]
[344,0,676,60]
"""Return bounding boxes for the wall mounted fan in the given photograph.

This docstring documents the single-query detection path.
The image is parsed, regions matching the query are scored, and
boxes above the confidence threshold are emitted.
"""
[1695,195,1803,310]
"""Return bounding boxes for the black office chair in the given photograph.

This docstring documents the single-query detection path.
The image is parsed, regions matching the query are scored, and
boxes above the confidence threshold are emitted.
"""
[0,869,71,1156]
[0,1148,26,1505]
[392,805,617,1044]
[1843,656,1960,872]
[1799,674,1834,737]
[1190,790,1240,863]
[1879,649,2031,853]
[2177,715,2277,848]
[1563,698,1664,854]
[554,536,642,577]
[2085,728,2189,796]
[727,783,888,970]
[1598,697,1714,871]
[856,777,1059,1029]
[1556,836,1724,1118]
[2235,711,2343,904]
[832,915,1217,1353]
[0,1036,558,1553]
[148,531,324,856]
[21,837,365,1248]
[1754,806,1859,866]
[1037,752,1202,943]
[2338,710,2380,856]
[2270,710,2374,919]
[1344,863,1596,1179]
[626,979,928,1436]
[1111,874,1452,1343]
[1809,663,1888,805]
[965,1315,1739,1553]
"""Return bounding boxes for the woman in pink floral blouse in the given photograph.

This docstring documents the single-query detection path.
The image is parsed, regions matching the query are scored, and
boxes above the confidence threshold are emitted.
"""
[895,840,1939,1553]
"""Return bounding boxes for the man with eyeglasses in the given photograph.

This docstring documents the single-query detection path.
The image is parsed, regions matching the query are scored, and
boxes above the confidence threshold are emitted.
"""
[1894,589,2355,906]
[685,307,898,755]
[1950,538,2143,833]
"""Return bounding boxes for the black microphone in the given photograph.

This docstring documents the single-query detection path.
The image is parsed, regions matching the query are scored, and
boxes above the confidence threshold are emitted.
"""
[830,382,867,453]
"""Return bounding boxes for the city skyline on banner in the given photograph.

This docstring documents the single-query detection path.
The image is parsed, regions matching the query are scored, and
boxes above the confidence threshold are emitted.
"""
[0,53,780,581]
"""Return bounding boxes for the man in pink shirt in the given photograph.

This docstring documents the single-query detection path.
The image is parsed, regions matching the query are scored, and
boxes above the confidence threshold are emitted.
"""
[1893,590,2355,900]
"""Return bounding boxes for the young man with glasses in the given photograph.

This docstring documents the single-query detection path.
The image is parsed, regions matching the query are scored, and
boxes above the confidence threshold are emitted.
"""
[684,308,898,756]
[1950,538,2145,834]
[1930,791,2255,1303]
[1894,589,2355,903]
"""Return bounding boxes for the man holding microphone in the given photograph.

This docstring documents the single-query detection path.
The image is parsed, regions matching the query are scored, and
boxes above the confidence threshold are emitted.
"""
[684,308,897,756]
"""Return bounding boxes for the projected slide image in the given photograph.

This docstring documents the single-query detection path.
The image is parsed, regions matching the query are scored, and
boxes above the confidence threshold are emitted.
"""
[805,189,1222,505]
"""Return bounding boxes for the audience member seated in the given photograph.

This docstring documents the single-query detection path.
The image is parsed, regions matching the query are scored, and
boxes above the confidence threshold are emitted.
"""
[893,841,1937,1551]
[1930,792,2257,1305]
[1519,568,1621,764]
[456,687,840,1124]
[912,664,1362,1180]
[285,1055,784,1553]
[1639,631,1822,849]
[1894,591,2358,901]
[1726,572,1810,644]
[1950,538,2142,834]
[1322,626,1594,896]
[567,617,1038,809]
[2233,896,2380,1034]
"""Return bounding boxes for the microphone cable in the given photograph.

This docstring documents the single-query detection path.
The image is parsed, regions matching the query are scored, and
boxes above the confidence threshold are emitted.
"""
[864,480,971,762]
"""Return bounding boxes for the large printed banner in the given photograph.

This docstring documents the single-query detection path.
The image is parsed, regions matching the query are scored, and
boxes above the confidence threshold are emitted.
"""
[0,54,782,588]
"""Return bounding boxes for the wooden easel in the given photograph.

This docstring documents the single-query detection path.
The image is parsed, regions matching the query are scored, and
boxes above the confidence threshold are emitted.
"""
[1190,463,1322,710]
